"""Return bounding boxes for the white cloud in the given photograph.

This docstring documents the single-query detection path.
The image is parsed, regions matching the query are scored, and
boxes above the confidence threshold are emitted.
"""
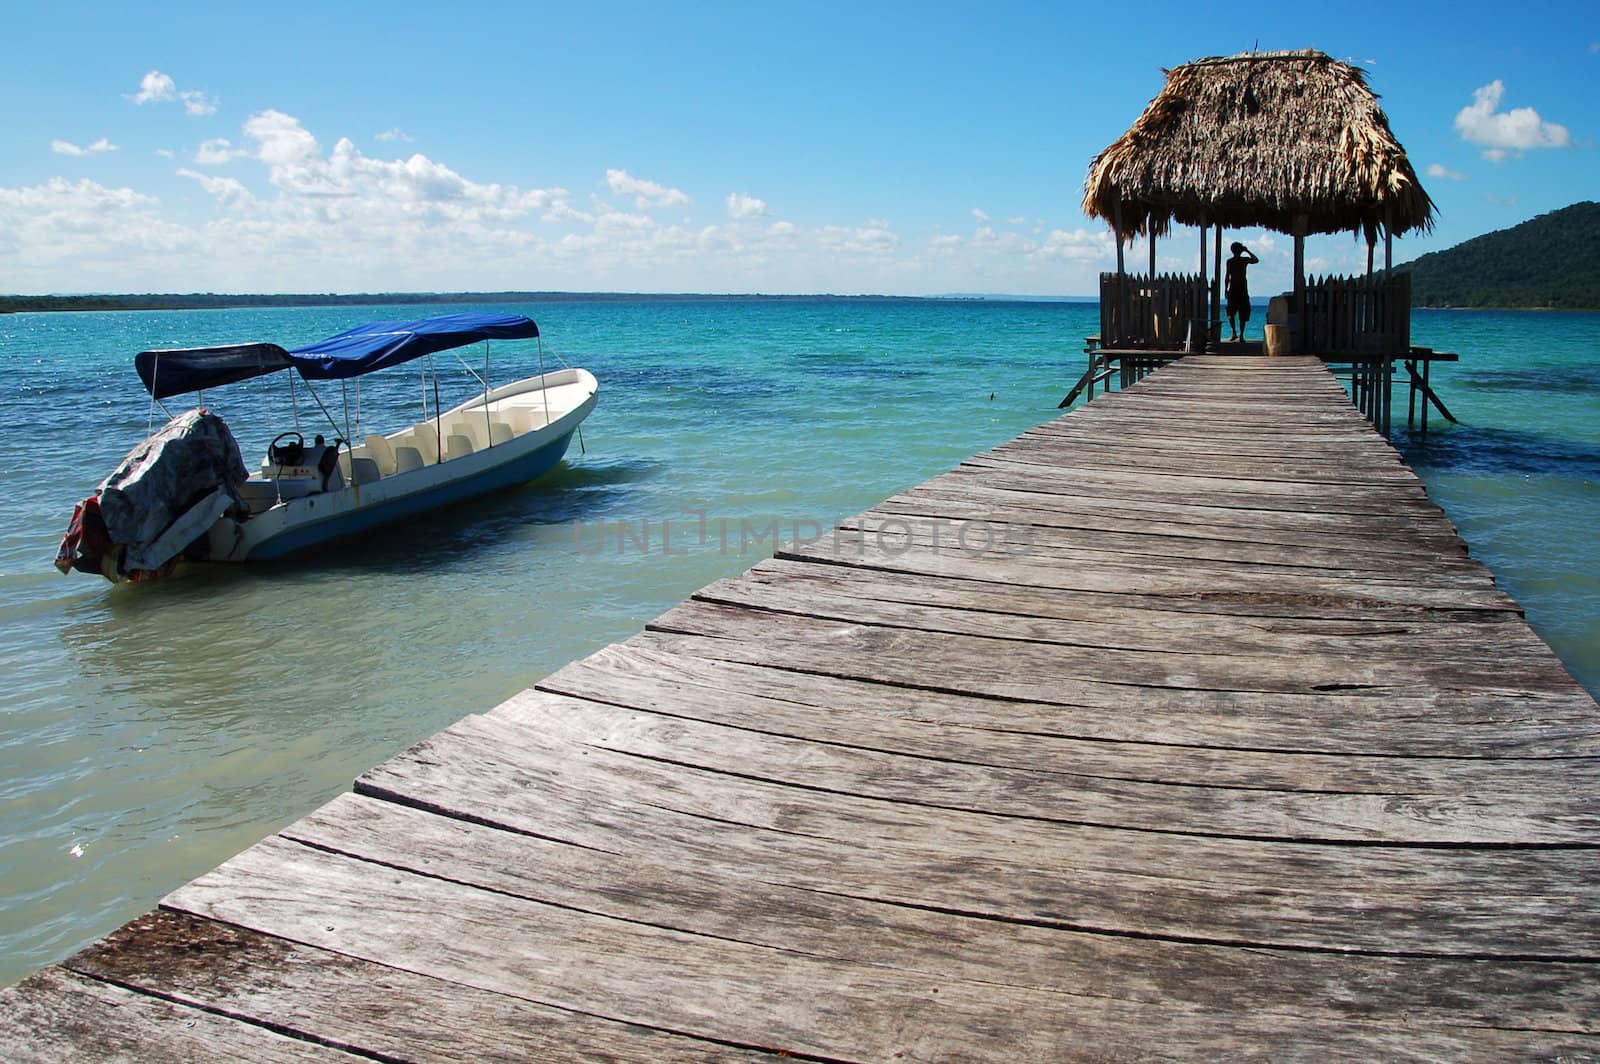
[194,138,246,165]
[1031,228,1113,263]
[819,223,899,255]
[0,178,196,280]
[5,109,1147,294]
[1454,81,1571,162]
[970,208,990,223]
[1425,163,1468,181]
[129,70,177,105]
[181,91,219,117]
[375,128,414,143]
[726,192,767,219]
[232,109,565,220]
[127,70,217,116]
[52,137,117,156]
[543,200,596,225]
[606,168,690,209]
[177,168,255,209]
[243,110,339,194]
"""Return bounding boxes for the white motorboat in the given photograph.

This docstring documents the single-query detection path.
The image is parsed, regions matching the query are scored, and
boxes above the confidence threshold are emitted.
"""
[57,312,597,581]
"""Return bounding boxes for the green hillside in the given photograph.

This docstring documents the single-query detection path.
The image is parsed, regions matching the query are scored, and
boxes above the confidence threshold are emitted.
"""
[1400,201,1600,310]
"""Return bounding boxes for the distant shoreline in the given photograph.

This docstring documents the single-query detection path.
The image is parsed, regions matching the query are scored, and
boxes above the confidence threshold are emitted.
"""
[0,292,1098,314]
[1,292,1589,315]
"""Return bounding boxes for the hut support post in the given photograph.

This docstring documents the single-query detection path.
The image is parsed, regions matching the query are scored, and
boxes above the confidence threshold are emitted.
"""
[1147,231,1157,349]
[1384,207,1393,275]
[1114,202,1125,276]
[1197,221,1208,353]
[1292,214,1308,353]
[1112,202,1127,349]
[1212,227,1222,341]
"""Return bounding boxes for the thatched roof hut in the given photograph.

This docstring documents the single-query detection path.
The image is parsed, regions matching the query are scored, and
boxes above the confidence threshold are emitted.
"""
[1083,49,1435,243]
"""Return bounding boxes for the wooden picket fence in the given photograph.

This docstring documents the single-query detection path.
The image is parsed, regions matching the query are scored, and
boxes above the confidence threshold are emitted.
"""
[1302,272,1410,357]
[1099,273,1208,350]
[1099,271,1410,358]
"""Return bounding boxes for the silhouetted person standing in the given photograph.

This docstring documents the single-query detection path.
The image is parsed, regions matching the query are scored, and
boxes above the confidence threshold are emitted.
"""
[1225,242,1259,342]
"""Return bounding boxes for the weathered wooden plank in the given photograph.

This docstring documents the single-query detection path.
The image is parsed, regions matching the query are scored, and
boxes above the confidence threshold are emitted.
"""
[63,910,768,1063]
[1051,406,1393,438]
[0,966,364,1063]
[971,438,1414,475]
[1001,438,1417,479]
[845,508,1486,574]
[349,710,1600,957]
[1023,423,1410,460]
[778,535,1521,613]
[484,687,1600,846]
[540,645,1600,802]
[161,833,1595,1062]
[879,486,1468,558]
[984,441,1421,485]
[939,464,1444,518]
[647,597,1573,697]
[1064,392,1380,420]
[902,478,1466,539]
[624,630,1600,753]
[956,456,1438,508]
[692,564,1556,666]
[279,793,1600,1040]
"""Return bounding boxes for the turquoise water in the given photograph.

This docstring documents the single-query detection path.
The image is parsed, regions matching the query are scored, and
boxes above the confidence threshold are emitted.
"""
[1,299,1596,987]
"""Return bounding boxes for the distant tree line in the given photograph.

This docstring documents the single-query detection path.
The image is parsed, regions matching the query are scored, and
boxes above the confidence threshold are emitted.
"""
[0,291,942,314]
[1399,201,1600,310]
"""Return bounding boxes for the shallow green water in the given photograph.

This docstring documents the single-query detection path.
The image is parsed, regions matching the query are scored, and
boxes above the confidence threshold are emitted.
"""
[1,299,1595,987]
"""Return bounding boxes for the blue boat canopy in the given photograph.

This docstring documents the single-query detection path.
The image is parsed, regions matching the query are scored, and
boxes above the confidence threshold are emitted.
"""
[287,313,540,381]
[136,343,294,400]
[135,313,540,397]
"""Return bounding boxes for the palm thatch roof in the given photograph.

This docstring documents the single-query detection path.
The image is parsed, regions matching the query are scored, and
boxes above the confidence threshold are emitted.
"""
[1083,50,1435,241]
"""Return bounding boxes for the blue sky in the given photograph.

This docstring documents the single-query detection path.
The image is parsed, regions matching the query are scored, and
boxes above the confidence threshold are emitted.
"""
[3,0,1593,296]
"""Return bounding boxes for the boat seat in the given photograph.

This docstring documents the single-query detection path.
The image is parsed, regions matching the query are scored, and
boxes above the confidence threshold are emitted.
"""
[394,446,424,474]
[445,433,474,461]
[457,418,494,451]
[439,418,477,449]
[489,421,514,446]
[349,457,381,485]
[364,434,398,477]
[408,426,440,464]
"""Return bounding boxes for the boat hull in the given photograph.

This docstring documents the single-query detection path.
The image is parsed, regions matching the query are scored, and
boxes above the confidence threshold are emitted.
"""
[226,430,576,561]
[208,368,596,563]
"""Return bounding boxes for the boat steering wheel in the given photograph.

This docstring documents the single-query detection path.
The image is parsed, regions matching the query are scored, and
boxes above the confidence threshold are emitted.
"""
[269,431,305,465]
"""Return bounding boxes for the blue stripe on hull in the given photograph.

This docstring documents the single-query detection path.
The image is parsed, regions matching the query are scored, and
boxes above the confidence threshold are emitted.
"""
[245,432,575,560]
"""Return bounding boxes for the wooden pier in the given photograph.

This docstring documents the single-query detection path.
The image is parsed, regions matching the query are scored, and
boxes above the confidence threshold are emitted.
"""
[6,355,1599,1061]
[1060,334,1460,438]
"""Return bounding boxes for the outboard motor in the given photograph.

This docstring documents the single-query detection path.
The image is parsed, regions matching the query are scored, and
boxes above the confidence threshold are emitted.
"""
[56,409,249,581]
